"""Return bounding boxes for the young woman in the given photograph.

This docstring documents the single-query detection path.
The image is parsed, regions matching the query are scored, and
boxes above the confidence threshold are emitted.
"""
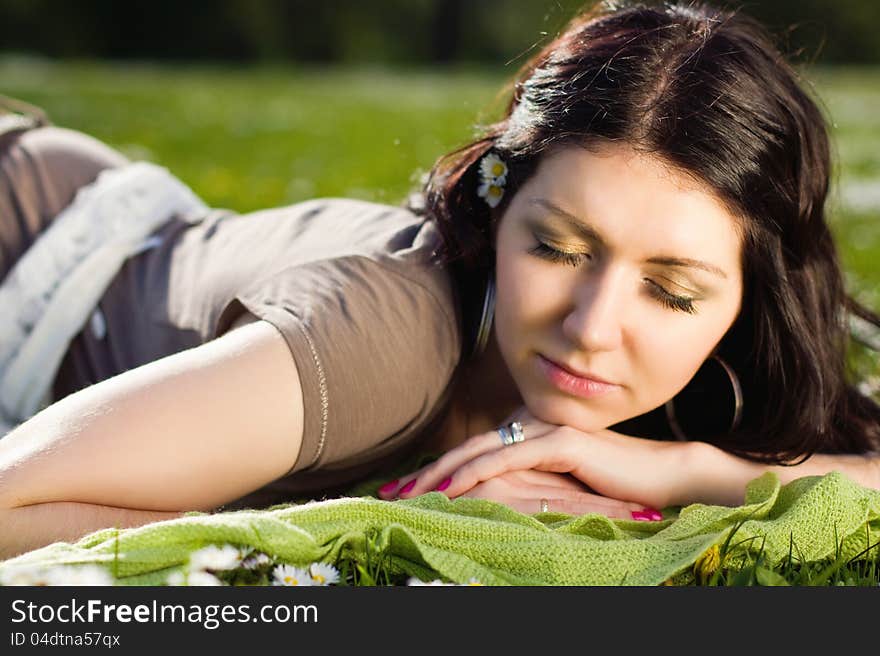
[1,1,879,560]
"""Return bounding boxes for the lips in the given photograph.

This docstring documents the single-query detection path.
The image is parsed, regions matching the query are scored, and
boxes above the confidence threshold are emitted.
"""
[540,354,617,386]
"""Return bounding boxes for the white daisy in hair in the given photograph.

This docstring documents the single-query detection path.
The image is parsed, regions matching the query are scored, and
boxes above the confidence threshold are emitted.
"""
[476,152,509,208]
[272,564,315,586]
[188,544,242,573]
[479,152,508,183]
[308,562,340,586]
[477,180,505,208]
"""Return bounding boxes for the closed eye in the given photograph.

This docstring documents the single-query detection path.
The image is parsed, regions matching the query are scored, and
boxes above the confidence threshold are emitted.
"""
[528,240,698,314]
[643,279,697,314]
[527,241,589,268]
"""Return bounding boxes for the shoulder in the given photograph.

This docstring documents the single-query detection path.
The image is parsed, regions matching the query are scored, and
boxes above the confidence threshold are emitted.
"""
[241,196,456,326]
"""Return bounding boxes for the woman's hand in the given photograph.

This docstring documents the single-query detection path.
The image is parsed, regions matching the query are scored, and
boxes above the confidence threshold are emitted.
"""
[445,469,661,519]
[378,406,696,512]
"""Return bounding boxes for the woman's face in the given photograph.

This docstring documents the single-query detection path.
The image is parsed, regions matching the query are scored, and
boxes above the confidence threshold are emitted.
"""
[492,142,744,432]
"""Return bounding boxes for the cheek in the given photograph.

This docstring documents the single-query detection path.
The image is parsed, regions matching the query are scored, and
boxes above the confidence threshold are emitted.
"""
[493,249,562,350]
[632,303,740,408]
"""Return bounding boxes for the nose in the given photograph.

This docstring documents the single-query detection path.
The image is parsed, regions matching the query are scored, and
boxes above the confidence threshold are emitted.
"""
[561,265,625,353]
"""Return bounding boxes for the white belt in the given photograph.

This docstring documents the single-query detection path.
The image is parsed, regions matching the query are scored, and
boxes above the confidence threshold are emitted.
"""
[0,161,208,435]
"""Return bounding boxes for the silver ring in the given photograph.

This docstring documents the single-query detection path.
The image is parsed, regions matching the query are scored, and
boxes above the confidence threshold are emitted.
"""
[540,498,549,513]
[497,426,514,446]
[509,420,525,443]
[497,421,525,447]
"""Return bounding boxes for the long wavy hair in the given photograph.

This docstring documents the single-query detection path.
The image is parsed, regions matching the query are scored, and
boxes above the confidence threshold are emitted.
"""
[409,0,880,464]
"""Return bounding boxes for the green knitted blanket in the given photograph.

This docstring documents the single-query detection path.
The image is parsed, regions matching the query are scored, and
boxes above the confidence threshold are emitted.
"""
[1,471,878,585]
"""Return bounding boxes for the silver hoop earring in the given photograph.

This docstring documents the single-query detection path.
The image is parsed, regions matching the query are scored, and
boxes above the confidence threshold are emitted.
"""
[664,354,743,441]
[471,272,495,359]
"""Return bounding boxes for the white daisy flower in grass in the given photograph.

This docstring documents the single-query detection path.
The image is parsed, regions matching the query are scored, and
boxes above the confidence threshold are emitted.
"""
[479,153,508,182]
[477,180,505,208]
[167,570,224,586]
[166,571,185,586]
[406,577,454,586]
[188,544,242,572]
[406,576,483,586]
[0,564,114,586]
[241,552,273,569]
[308,562,340,586]
[272,564,314,586]
[1,564,58,586]
[45,565,115,586]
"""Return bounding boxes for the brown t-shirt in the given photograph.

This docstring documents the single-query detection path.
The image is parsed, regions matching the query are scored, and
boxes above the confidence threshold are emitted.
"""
[1,125,468,509]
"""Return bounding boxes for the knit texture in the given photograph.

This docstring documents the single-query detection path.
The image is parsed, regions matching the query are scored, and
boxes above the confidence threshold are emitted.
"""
[1,471,878,585]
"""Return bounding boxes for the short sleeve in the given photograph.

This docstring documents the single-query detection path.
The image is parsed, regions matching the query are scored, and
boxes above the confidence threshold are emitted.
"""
[213,254,461,476]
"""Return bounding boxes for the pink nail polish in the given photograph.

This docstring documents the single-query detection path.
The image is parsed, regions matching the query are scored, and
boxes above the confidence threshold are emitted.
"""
[399,479,417,495]
[435,477,452,492]
[378,479,399,495]
[631,509,663,521]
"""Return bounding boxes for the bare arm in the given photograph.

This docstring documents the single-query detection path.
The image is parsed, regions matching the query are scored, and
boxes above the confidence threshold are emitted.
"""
[0,312,305,559]
[0,503,186,559]
[690,443,880,506]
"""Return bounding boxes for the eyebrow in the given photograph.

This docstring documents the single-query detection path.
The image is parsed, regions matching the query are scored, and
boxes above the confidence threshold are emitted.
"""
[529,197,729,279]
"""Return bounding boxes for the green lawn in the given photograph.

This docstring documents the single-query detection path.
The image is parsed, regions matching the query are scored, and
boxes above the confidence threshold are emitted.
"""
[0,57,506,212]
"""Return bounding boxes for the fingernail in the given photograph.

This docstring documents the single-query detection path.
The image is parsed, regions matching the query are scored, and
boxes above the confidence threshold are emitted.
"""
[435,477,452,492]
[378,479,399,495]
[399,479,417,495]
[631,508,663,521]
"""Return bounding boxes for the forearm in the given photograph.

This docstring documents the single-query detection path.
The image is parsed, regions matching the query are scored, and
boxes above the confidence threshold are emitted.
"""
[688,442,880,507]
[0,501,185,561]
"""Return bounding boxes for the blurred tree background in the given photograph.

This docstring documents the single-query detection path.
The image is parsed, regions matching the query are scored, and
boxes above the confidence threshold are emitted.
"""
[0,0,878,64]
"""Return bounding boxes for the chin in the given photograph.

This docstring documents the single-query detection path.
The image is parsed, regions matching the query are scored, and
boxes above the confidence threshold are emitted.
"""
[522,392,617,432]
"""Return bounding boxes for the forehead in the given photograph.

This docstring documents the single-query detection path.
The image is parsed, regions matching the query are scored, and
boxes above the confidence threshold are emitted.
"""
[512,143,744,267]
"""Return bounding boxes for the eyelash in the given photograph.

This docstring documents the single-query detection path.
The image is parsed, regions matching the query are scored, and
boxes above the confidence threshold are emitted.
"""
[527,241,698,315]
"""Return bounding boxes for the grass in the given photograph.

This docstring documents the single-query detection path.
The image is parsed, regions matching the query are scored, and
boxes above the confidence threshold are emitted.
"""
[675,519,880,587]
[0,56,506,213]
[1,57,879,586]
[172,524,880,586]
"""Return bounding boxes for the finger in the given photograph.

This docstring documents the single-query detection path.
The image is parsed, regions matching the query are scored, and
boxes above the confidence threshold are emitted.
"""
[440,432,579,498]
[462,485,649,520]
[376,461,432,499]
[505,469,593,493]
[394,421,556,499]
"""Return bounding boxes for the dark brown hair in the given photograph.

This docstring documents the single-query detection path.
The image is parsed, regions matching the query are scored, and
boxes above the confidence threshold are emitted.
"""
[410,0,880,463]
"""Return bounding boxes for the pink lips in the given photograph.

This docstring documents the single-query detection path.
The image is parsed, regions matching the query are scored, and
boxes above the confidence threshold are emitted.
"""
[537,354,621,399]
